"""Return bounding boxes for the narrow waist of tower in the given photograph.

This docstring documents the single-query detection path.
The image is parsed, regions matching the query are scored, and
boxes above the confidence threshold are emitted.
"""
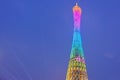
[70,31,84,59]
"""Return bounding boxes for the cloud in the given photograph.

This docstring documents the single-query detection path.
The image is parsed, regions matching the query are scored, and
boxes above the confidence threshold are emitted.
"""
[104,53,115,59]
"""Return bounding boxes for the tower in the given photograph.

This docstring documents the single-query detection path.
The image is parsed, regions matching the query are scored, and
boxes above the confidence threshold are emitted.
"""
[66,3,88,80]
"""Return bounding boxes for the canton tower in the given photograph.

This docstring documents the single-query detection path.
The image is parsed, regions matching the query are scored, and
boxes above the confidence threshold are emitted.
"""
[66,3,88,80]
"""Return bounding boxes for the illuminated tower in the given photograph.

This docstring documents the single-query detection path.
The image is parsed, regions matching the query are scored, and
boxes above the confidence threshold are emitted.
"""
[66,3,88,80]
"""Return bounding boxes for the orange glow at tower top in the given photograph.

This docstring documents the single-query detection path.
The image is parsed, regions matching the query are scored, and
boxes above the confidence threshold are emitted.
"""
[73,3,82,13]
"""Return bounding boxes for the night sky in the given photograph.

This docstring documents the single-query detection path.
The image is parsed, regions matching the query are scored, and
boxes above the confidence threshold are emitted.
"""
[0,0,120,80]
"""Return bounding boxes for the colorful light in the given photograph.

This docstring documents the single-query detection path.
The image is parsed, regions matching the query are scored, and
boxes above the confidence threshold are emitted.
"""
[73,3,81,30]
[66,3,88,80]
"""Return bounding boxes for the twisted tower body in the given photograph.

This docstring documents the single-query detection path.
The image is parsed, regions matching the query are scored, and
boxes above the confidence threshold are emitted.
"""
[66,3,88,80]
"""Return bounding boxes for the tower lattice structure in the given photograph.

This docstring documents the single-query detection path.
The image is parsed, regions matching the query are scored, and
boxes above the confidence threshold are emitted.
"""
[66,3,88,80]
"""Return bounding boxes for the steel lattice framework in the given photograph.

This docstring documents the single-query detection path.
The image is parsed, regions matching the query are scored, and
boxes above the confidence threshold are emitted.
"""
[66,3,88,80]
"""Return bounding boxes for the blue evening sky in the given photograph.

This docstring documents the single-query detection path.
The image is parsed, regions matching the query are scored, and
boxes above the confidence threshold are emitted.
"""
[0,0,120,80]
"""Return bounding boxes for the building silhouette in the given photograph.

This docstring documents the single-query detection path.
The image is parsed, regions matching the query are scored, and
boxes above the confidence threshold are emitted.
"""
[66,3,88,80]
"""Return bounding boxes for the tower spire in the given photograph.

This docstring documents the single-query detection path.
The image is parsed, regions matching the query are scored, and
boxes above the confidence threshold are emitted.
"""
[66,3,88,80]
[76,2,78,6]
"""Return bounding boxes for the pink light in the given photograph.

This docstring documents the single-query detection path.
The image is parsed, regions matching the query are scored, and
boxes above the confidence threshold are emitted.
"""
[75,56,81,62]
[73,4,82,30]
